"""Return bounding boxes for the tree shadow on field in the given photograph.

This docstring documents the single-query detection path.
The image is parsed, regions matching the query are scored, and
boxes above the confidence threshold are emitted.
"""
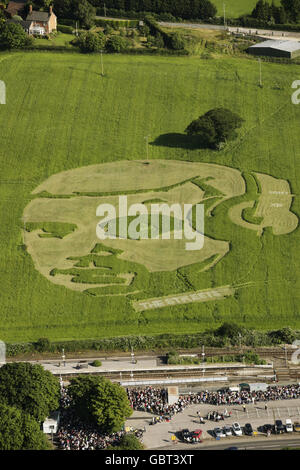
[150,133,209,150]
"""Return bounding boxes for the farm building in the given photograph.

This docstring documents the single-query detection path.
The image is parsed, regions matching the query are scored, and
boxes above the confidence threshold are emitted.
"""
[248,40,300,59]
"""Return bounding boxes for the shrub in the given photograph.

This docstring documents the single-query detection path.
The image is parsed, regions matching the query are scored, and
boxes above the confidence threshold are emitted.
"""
[77,31,106,52]
[91,360,102,367]
[35,337,51,353]
[106,35,128,53]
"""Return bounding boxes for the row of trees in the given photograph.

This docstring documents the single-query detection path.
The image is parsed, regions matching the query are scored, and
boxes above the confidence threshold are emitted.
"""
[89,0,217,20]
[0,361,137,449]
[251,0,300,24]
[0,362,59,449]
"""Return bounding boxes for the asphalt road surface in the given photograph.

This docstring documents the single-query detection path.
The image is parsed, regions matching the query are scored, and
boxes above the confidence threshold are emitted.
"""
[157,436,300,450]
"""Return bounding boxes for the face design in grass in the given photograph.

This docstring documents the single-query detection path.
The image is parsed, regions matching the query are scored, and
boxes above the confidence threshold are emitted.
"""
[22,160,297,297]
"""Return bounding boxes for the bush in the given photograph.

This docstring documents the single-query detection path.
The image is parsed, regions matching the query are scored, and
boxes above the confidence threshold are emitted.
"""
[185,108,244,149]
[0,22,33,49]
[91,360,102,367]
[35,337,51,353]
[77,31,106,52]
[115,433,144,450]
[106,35,128,53]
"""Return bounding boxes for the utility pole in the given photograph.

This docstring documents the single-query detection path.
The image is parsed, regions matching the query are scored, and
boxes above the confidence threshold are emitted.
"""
[202,345,205,378]
[100,50,104,77]
[104,2,107,17]
[131,346,135,364]
[223,3,226,29]
[75,21,78,37]
[62,348,65,367]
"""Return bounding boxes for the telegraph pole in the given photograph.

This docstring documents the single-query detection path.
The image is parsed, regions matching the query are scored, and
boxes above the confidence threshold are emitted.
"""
[131,346,135,364]
[223,3,226,29]
[104,2,107,17]
[62,348,66,367]
[202,345,205,378]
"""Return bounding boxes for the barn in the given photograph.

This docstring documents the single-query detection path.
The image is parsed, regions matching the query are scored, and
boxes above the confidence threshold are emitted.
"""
[248,40,300,59]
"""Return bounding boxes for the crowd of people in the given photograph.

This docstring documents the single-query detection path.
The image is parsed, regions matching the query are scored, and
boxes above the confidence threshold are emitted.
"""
[56,383,300,449]
[127,384,300,417]
[57,387,127,450]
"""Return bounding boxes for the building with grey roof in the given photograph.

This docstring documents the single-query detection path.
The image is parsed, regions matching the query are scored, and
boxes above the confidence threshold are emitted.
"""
[248,40,300,59]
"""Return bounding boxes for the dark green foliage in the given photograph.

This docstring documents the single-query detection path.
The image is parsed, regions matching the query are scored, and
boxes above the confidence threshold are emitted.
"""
[35,337,51,352]
[90,0,217,20]
[0,22,33,49]
[91,359,102,366]
[77,31,106,52]
[185,108,244,149]
[0,404,50,450]
[114,433,144,450]
[106,35,128,52]
[250,0,291,24]
[268,327,297,344]
[216,322,244,339]
[68,375,133,433]
[54,0,95,29]
[0,363,60,422]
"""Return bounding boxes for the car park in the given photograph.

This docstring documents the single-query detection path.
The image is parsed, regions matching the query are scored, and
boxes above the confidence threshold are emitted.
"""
[244,423,254,436]
[232,422,243,436]
[285,419,293,433]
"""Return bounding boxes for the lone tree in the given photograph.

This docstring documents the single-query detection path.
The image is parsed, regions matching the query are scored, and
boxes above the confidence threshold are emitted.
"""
[0,403,50,450]
[68,375,133,433]
[0,362,60,422]
[185,108,244,149]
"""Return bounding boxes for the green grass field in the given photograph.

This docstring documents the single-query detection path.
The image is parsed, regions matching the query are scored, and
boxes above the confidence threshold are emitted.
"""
[0,51,299,343]
[214,0,280,18]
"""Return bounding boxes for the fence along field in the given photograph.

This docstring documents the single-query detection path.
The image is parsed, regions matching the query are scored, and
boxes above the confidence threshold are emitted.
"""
[0,52,299,343]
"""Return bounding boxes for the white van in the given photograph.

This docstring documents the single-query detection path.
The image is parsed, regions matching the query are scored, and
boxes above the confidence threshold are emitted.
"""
[285,419,293,433]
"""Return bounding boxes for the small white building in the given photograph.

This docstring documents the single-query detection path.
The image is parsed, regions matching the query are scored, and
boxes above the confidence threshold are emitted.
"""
[43,410,60,434]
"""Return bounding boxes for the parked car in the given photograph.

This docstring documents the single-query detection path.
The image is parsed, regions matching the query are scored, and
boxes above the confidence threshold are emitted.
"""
[244,423,254,436]
[263,424,274,434]
[179,429,190,441]
[191,429,203,442]
[285,419,293,433]
[223,425,232,437]
[275,420,285,434]
[294,422,300,432]
[214,427,226,438]
[232,422,243,436]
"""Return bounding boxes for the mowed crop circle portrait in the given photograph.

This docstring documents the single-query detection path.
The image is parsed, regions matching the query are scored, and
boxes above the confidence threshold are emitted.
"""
[22,159,298,310]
